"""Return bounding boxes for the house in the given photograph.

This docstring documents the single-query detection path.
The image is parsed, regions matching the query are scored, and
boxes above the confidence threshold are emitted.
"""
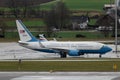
[103,4,115,11]
[71,15,89,30]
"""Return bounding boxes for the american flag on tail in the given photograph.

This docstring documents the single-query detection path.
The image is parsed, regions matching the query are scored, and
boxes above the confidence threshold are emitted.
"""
[20,30,25,33]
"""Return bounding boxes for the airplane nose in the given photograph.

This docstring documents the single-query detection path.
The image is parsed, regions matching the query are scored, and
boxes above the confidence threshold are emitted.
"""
[103,46,112,52]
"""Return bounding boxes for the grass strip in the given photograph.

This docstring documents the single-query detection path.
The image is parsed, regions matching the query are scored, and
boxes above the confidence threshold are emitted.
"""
[0,60,119,72]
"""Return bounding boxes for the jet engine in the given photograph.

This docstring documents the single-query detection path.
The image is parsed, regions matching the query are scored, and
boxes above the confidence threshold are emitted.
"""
[68,50,79,56]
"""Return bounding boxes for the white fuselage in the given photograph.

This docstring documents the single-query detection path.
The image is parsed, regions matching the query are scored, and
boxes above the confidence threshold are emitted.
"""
[41,41,104,50]
[19,41,104,51]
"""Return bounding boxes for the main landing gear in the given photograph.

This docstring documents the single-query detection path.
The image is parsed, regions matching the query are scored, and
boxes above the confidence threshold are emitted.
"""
[60,51,67,58]
[99,54,102,58]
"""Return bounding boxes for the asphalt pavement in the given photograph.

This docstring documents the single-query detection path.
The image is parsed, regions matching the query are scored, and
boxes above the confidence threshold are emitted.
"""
[0,72,120,80]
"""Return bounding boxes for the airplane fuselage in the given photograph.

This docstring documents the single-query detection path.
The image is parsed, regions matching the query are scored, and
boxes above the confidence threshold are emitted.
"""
[19,40,112,56]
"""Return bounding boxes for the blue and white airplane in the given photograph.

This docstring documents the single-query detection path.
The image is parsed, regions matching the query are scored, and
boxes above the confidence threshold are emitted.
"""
[16,20,112,58]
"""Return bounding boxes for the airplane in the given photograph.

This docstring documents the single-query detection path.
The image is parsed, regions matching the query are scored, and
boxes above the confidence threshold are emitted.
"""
[16,20,112,58]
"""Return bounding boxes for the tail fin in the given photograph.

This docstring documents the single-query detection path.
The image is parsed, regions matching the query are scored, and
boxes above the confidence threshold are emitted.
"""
[16,20,38,42]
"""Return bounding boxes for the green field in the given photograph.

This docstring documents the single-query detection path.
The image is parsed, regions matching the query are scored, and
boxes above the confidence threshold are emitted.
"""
[2,31,113,42]
[6,20,45,27]
[57,31,103,38]
[0,59,120,71]
[0,0,114,11]
[41,0,113,11]
[5,18,96,27]
[4,31,105,38]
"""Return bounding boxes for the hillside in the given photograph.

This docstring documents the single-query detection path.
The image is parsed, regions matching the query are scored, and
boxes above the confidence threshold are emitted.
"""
[0,0,54,7]
[41,0,114,11]
[0,0,114,11]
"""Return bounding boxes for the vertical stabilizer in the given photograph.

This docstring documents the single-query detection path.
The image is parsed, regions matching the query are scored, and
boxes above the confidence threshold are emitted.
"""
[16,20,38,42]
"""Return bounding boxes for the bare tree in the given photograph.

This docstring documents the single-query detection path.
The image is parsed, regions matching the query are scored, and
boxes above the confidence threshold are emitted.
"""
[96,14,114,37]
[0,20,7,38]
[43,0,71,37]
[43,9,56,37]
[6,0,33,18]
[0,9,5,18]
[22,0,27,18]
[54,0,71,30]
[7,0,19,18]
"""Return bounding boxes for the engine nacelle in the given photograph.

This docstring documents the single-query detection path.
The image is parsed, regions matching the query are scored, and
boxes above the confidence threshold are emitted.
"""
[68,50,79,56]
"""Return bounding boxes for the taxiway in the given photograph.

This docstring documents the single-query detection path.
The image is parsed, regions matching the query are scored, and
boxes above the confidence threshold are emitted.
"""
[0,42,120,59]
[0,72,120,80]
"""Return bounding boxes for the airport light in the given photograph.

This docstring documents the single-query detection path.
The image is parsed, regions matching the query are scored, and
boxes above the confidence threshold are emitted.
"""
[115,0,119,57]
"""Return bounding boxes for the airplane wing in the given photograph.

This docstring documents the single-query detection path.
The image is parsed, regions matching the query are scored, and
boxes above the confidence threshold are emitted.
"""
[49,46,77,54]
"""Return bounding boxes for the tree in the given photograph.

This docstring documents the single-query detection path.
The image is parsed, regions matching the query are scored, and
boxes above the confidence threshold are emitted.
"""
[0,9,5,18]
[97,8,120,37]
[7,0,19,18]
[43,0,71,37]
[43,9,56,37]
[21,0,28,18]
[96,14,114,37]
[54,0,71,30]
[7,0,34,18]
[0,20,7,38]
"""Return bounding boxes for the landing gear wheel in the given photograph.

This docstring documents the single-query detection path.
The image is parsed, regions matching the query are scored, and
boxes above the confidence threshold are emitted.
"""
[60,52,67,58]
[99,54,102,58]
